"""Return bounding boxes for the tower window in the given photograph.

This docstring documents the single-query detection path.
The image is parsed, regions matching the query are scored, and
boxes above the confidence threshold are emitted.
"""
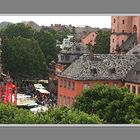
[112,39,114,43]
[114,19,116,23]
[122,30,124,32]
[112,48,115,53]
[122,20,125,24]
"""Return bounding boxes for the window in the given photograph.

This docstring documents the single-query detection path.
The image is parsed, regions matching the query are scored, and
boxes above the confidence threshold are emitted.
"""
[91,68,97,74]
[68,81,71,89]
[138,87,140,94]
[60,95,62,106]
[122,40,124,44]
[126,84,130,90]
[72,82,75,90]
[83,83,90,90]
[60,79,63,87]
[122,20,125,24]
[136,71,140,76]
[112,39,115,43]
[67,97,70,107]
[122,30,124,32]
[64,96,66,106]
[133,51,139,55]
[72,98,76,104]
[112,48,115,53]
[110,68,116,74]
[61,55,64,60]
[65,55,70,61]
[114,18,116,23]
[132,86,136,93]
[64,80,66,88]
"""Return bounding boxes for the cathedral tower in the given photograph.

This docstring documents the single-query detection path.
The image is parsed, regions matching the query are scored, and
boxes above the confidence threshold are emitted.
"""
[110,16,133,53]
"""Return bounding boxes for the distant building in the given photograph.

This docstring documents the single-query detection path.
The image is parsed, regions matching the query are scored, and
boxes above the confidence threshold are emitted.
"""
[48,43,87,82]
[56,40,63,49]
[73,29,98,46]
[57,53,139,107]
[56,43,88,75]
[50,24,65,31]
[62,35,74,49]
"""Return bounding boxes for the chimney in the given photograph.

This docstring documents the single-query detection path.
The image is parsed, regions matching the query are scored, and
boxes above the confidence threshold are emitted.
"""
[88,44,94,61]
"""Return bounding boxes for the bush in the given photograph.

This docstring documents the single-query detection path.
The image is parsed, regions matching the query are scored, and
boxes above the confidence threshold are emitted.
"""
[0,103,102,124]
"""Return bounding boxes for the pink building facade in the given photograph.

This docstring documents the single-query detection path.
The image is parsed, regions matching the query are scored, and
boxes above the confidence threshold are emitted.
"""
[81,32,97,46]
[110,16,140,53]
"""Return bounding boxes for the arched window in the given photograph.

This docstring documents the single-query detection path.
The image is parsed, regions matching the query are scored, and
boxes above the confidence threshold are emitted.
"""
[112,39,114,43]
[114,18,116,23]
[122,30,124,32]
[112,48,115,53]
[122,20,125,24]
[133,25,137,33]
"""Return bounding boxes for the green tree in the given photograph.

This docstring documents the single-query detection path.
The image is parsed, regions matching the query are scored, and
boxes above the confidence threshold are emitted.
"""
[1,23,35,39]
[73,84,138,124]
[34,30,60,65]
[2,36,47,81]
[87,30,110,54]
[0,103,102,124]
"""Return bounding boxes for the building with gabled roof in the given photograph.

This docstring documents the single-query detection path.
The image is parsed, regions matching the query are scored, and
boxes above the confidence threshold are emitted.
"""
[57,53,139,107]
[73,30,97,46]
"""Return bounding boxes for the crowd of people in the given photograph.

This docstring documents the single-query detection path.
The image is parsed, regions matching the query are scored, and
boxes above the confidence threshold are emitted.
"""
[17,81,57,108]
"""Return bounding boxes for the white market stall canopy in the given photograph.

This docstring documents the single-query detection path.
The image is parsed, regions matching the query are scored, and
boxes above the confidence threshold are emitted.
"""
[30,106,48,114]
[38,80,48,84]
[16,94,37,106]
[34,84,45,90]
[36,89,50,94]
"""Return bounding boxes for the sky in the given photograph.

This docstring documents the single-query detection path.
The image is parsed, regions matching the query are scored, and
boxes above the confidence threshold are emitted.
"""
[0,15,111,28]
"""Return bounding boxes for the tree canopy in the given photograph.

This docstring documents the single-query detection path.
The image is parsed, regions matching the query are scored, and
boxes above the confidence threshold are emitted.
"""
[0,103,102,124]
[73,84,140,124]
[34,30,60,65]
[2,36,47,80]
[87,30,110,54]
[0,23,63,80]
[1,23,35,39]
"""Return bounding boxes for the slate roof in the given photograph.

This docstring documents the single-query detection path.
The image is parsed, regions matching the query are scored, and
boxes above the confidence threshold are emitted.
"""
[126,43,140,55]
[58,54,139,81]
[125,59,140,83]
[119,33,137,53]
[60,43,88,55]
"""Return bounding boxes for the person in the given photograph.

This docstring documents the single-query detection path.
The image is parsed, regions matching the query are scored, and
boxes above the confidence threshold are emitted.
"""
[49,98,53,107]
[44,96,49,107]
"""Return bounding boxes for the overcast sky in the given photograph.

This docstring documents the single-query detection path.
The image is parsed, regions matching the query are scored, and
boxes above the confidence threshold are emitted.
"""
[0,15,111,28]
